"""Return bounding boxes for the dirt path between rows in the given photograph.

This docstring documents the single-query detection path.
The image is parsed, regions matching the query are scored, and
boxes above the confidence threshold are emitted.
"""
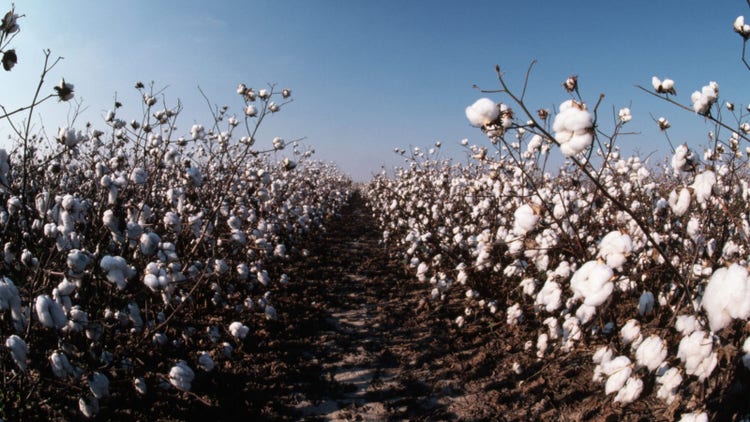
[249,192,508,420]
[177,192,662,421]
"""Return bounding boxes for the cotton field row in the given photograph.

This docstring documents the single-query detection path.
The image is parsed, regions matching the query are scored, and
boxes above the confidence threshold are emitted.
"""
[365,25,750,417]
[0,73,352,417]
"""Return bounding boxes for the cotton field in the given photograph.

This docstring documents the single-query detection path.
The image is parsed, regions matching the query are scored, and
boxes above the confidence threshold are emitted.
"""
[4,2,750,420]
[365,18,750,418]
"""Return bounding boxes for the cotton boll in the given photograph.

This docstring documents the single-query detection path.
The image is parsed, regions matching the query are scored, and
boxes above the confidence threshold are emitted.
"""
[168,361,195,391]
[265,305,278,321]
[675,314,699,336]
[257,270,271,286]
[598,231,633,270]
[553,100,593,157]
[133,377,147,395]
[613,376,643,404]
[691,171,715,205]
[620,319,642,349]
[677,330,717,381]
[465,98,499,127]
[506,303,522,326]
[701,263,750,332]
[0,277,25,332]
[668,188,691,216]
[575,304,597,324]
[88,372,110,399]
[570,260,614,307]
[593,346,614,365]
[638,291,655,316]
[229,321,249,339]
[536,333,548,358]
[635,335,667,371]
[79,395,100,418]
[679,412,708,422]
[5,334,27,372]
[197,351,215,372]
[35,294,67,329]
[513,204,539,236]
[741,337,750,369]
[49,350,75,378]
[67,249,90,274]
[140,232,161,256]
[601,355,632,394]
[655,367,682,404]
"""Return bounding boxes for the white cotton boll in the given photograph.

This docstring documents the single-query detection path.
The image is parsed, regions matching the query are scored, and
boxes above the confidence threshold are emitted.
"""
[701,263,750,332]
[229,321,249,339]
[185,167,203,187]
[536,333,548,358]
[652,76,662,91]
[416,262,429,282]
[668,188,691,217]
[691,171,715,205]
[575,304,597,324]
[140,232,161,256]
[656,367,682,404]
[198,351,215,372]
[100,255,136,290]
[465,98,499,127]
[553,100,593,157]
[679,412,708,422]
[0,277,25,332]
[535,280,562,312]
[618,108,632,123]
[256,270,271,286]
[560,132,593,157]
[130,167,147,185]
[613,376,643,404]
[635,335,667,371]
[593,346,613,365]
[49,351,75,378]
[67,249,90,273]
[133,377,148,395]
[570,260,614,307]
[35,294,67,329]
[519,278,536,296]
[677,330,717,381]
[79,395,100,418]
[153,332,168,346]
[742,337,750,369]
[638,291,655,316]
[168,361,195,391]
[163,212,181,232]
[675,314,699,336]
[88,372,110,399]
[265,305,278,321]
[506,303,522,326]
[620,319,642,349]
[602,355,632,395]
[102,209,119,233]
[598,231,633,270]
[513,204,539,236]
[5,335,27,372]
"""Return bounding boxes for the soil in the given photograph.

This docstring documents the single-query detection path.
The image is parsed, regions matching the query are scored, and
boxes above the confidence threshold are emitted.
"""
[16,192,749,421]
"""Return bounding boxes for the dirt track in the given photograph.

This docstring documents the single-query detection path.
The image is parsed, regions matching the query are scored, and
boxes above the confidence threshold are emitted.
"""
[136,192,679,421]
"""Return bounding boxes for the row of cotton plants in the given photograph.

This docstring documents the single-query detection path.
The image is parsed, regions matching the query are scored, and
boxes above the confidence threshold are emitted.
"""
[0,14,352,415]
[365,13,750,419]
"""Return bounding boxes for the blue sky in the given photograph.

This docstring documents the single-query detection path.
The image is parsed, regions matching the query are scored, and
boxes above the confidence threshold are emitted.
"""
[3,1,750,180]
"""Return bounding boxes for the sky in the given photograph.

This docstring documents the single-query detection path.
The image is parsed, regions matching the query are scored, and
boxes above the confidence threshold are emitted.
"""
[2,0,750,181]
